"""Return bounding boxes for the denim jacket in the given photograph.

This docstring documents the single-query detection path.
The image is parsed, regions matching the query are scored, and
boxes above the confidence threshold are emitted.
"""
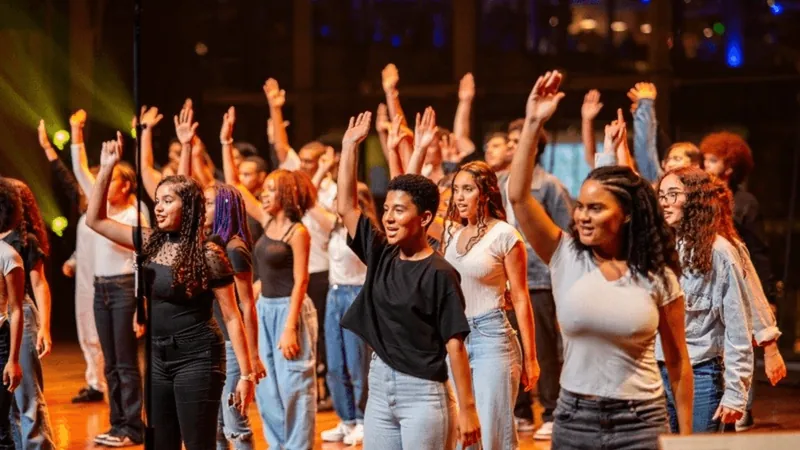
[632,98,662,184]
[735,240,781,345]
[657,235,754,413]
[501,166,574,289]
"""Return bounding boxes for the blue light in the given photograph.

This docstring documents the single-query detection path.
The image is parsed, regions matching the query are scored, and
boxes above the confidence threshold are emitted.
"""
[432,14,445,48]
[770,3,783,14]
[726,41,743,67]
[390,35,402,48]
[320,25,331,37]
[641,0,651,3]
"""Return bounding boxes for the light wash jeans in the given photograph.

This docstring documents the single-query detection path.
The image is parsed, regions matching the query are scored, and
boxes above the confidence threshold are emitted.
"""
[216,341,254,450]
[661,358,731,433]
[324,284,366,425]
[460,309,522,450]
[11,299,55,450]
[364,354,457,450]
[254,296,318,450]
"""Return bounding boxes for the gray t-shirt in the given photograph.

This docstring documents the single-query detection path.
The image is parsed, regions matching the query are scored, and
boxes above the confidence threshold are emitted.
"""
[0,240,24,327]
[549,233,682,400]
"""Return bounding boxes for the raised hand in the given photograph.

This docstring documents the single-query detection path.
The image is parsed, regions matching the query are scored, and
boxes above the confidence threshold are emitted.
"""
[263,78,286,108]
[382,63,399,94]
[386,114,411,152]
[318,146,335,173]
[174,105,199,145]
[581,90,603,121]
[458,73,475,102]
[632,82,657,100]
[100,140,121,168]
[603,109,626,153]
[266,118,290,144]
[37,120,53,150]
[70,109,87,129]
[525,71,566,125]
[414,107,438,151]
[343,111,373,148]
[140,106,164,129]
[220,106,236,143]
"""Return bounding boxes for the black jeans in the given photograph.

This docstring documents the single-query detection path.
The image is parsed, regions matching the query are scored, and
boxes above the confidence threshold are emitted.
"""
[308,271,330,380]
[0,324,13,450]
[94,274,144,442]
[509,289,562,422]
[152,322,225,450]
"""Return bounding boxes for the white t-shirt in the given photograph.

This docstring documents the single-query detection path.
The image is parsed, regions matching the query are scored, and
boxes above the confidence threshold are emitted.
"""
[75,215,96,297]
[549,233,682,400]
[443,221,521,318]
[94,205,149,277]
[0,240,23,327]
[302,178,337,274]
[328,226,367,286]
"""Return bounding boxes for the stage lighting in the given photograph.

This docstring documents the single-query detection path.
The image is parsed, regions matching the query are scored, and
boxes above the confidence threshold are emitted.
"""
[51,216,68,237]
[53,130,70,150]
[131,127,137,139]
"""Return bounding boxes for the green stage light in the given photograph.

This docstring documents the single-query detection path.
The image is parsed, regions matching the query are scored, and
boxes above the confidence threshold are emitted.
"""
[51,216,68,237]
[131,127,137,139]
[713,22,725,35]
[52,130,70,150]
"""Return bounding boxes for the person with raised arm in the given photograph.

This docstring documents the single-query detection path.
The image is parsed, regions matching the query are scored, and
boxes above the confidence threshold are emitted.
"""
[0,179,26,450]
[85,124,254,449]
[337,112,481,449]
[508,71,693,448]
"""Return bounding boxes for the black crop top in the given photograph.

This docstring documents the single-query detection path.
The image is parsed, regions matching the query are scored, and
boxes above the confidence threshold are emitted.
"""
[136,229,234,337]
[253,223,296,299]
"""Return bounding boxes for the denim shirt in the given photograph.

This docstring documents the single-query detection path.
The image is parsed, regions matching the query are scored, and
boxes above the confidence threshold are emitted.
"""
[501,166,574,289]
[632,99,662,184]
[734,240,781,345]
[656,235,754,413]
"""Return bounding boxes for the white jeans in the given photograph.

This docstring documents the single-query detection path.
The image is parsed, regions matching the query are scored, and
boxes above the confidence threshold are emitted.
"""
[76,286,105,392]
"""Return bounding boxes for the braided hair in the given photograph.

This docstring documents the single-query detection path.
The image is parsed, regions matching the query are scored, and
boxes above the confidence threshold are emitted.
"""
[8,179,50,257]
[442,161,507,254]
[210,184,252,248]
[267,169,317,223]
[142,176,210,296]
[573,166,681,287]
[663,167,718,274]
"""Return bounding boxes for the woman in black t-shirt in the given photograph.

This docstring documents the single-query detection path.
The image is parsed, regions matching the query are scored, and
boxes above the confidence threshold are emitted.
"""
[86,138,254,450]
[203,183,265,449]
[336,112,481,449]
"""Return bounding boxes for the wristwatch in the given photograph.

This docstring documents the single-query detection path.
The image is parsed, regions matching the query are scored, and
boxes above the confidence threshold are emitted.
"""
[240,373,256,383]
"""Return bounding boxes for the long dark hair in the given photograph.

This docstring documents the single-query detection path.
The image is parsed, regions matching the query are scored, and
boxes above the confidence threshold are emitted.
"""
[209,184,252,248]
[663,166,717,274]
[442,161,507,254]
[8,179,50,257]
[573,166,681,285]
[142,176,209,296]
[0,179,22,234]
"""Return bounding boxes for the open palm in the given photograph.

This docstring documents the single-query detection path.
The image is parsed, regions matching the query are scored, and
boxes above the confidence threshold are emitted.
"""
[263,78,286,108]
[526,71,565,124]
[414,107,438,151]
[174,106,198,145]
[343,112,372,147]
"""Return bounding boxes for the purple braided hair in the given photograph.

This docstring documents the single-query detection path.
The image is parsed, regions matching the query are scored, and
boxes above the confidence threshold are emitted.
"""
[211,184,252,249]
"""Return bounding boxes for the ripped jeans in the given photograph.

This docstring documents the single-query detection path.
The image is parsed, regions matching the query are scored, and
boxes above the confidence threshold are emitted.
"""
[216,341,254,450]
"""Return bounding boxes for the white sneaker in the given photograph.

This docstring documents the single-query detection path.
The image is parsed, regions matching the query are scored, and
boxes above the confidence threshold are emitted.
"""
[515,417,535,432]
[534,421,554,440]
[321,422,354,442]
[343,424,364,446]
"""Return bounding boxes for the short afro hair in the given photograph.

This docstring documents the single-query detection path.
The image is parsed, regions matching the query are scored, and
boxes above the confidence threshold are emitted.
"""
[0,178,23,233]
[387,174,439,227]
[242,155,268,174]
[699,131,754,187]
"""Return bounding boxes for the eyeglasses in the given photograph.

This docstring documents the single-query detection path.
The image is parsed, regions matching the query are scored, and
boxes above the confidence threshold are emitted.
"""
[658,191,685,205]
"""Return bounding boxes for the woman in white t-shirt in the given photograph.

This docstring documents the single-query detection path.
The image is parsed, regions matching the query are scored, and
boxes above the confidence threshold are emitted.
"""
[440,161,538,450]
[507,71,694,449]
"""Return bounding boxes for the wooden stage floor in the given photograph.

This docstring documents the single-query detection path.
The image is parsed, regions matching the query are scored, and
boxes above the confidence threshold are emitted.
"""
[42,343,800,449]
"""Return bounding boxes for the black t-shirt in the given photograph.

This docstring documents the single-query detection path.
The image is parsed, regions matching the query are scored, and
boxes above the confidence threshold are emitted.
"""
[212,236,253,341]
[137,230,234,337]
[2,231,44,302]
[341,214,469,382]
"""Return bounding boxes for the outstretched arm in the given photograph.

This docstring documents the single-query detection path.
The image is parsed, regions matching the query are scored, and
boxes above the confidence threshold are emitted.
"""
[263,78,292,165]
[85,137,135,248]
[174,105,197,178]
[453,73,474,141]
[507,72,566,265]
[581,90,603,168]
[69,110,96,197]
[407,107,438,176]
[138,106,165,201]
[337,112,372,237]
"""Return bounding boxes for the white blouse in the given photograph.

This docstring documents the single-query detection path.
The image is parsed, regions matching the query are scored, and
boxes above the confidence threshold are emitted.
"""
[328,226,367,286]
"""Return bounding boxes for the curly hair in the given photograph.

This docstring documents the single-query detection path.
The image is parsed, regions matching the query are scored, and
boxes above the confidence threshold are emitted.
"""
[661,166,717,275]
[8,179,50,257]
[699,131,754,187]
[442,161,507,254]
[386,174,440,229]
[209,184,252,249]
[265,170,317,223]
[0,179,23,234]
[709,175,741,246]
[573,166,681,286]
[143,176,210,297]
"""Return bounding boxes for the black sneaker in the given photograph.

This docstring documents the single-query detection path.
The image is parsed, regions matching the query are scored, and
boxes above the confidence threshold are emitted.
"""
[72,387,104,403]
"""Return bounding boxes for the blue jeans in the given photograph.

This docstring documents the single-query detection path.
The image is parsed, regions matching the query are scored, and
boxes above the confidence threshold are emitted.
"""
[0,323,14,450]
[254,296,318,450]
[364,354,457,450]
[216,341,253,450]
[461,309,522,450]
[552,389,669,450]
[10,300,55,450]
[661,358,726,433]
[324,284,366,425]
